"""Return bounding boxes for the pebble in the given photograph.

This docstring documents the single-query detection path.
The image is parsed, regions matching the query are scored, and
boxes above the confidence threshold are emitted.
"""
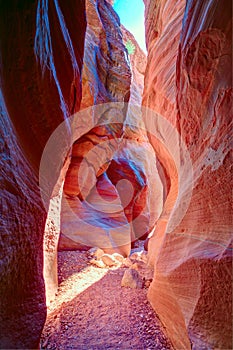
[101,254,117,267]
[89,258,105,268]
[121,268,143,289]
[93,248,105,260]
[144,279,152,288]
[112,253,124,263]
[122,257,132,267]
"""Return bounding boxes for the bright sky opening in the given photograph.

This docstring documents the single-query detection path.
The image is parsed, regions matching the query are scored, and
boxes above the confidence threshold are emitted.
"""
[113,0,147,53]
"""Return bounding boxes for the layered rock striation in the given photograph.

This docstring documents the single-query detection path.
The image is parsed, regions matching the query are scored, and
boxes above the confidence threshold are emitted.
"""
[0,1,86,348]
[0,0,232,349]
[60,0,163,257]
[143,0,232,349]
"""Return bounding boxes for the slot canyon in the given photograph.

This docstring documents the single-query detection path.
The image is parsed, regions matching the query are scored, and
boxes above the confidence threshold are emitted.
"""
[0,0,232,349]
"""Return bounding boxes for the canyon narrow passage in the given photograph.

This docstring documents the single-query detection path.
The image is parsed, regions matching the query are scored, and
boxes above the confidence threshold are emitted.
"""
[41,244,173,350]
[0,0,231,349]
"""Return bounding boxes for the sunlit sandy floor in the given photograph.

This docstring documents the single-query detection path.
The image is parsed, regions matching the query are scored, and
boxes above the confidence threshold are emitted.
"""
[40,249,173,350]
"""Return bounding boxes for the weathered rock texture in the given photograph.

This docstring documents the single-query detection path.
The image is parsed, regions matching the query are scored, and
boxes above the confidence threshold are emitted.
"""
[143,0,232,349]
[60,0,163,256]
[61,0,131,256]
[121,25,147,105]
[0,1,86,348]
[1,0,231,349]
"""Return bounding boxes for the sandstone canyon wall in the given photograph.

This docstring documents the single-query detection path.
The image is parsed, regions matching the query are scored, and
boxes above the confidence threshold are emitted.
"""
[0,0,232,349]
[143,0,232,349]
[60,0,163,257]
[0,1,86,348]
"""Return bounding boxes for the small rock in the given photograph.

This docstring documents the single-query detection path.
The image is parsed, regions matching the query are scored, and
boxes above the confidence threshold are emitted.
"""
[112,253,124,263]
[121,268,143,289]
[88,247,97,255]
[122,257,132,268]
[88,247,104,260]
[130,252,140,260]
[140,251,148,263]
[144,279,152,288]
[131,262,139,270]
[93,248,105,260]
[101,254,117,267]
[89,258,105,268]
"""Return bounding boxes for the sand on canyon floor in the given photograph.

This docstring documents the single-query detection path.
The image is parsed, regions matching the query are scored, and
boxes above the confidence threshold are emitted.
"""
[40,243,173,350]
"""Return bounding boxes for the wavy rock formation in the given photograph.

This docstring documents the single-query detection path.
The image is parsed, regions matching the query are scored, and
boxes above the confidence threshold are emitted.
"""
[60,0,163,256]
[143,0,232,349]
[1,0,232,349]
[60,0,132,256]
[0,1,86,348]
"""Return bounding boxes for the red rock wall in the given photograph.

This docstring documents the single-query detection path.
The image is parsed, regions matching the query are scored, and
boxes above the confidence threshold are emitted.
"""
[61,0,132,256]
[143,0,232,349]
[1,0,231,348]
[60,0,163,256]
[144,0,186,125]
[120,25,147,105]
[0,1,86,348]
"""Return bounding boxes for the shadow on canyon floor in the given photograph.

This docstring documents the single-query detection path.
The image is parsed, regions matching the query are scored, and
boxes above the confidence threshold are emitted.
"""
[40,247,174,350]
